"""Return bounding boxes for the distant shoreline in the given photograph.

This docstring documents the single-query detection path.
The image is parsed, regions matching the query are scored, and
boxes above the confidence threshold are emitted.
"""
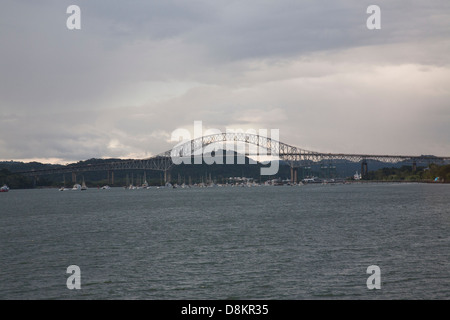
[3,180,449,191]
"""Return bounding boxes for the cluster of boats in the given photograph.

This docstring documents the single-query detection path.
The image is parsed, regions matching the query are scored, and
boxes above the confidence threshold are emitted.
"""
[59,184,112,191]
[59,180,88,191]
[125,180,149,189]
[125,182,189,189]
[1,184,9,192]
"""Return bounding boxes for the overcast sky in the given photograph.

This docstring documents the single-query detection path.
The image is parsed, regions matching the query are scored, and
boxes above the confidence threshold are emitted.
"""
[1,0,449,163]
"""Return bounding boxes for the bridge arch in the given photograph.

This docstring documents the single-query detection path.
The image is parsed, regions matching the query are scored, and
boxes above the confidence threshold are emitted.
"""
[166,132,317,164]
[17,133,450,184]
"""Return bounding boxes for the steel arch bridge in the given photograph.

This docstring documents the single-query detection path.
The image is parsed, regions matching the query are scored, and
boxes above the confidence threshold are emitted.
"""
[18,132,450,182]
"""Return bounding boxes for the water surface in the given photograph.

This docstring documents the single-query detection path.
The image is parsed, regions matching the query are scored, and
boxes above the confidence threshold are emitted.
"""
[0,183,449,299]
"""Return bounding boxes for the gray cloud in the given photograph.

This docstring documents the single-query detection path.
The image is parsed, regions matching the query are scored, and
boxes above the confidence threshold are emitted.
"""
[1,0,450,162]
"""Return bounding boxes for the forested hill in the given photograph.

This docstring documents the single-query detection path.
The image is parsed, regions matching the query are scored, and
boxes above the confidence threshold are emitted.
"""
[366,164,450,182]
[0,160,62,172]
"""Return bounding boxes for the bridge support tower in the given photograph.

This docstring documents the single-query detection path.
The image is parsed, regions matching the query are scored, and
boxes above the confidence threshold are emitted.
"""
[361,160,368,180]
[290,166,298,184]
[164,170,171,184]
[107,170,115,185]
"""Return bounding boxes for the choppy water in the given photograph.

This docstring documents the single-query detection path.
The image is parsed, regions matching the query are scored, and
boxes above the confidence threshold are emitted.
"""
[0,183,449,299]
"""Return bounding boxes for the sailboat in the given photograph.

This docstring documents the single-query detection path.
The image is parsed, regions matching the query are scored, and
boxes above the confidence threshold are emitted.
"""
[142,172,149,188]
[59,175,69,191]
[81,177,88,191]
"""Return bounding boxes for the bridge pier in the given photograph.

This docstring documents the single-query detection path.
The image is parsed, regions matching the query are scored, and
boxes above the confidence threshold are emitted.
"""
[290,167,298,183]
[361,160,368,179]
[164,170,171,184]
[291,167,294,183]
[107,170,115,185]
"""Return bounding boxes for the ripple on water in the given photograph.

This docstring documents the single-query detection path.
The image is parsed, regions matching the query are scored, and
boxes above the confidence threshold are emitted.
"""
[0,184,449,299]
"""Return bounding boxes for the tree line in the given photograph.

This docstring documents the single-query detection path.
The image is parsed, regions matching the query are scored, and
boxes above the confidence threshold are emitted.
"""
[366,164,450,182]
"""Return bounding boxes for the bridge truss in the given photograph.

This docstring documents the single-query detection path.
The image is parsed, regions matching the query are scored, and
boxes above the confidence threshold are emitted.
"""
[18,133,450,181]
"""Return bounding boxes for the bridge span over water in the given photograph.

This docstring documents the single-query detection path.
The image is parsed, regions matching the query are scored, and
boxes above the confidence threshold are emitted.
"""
[18,133,450,183]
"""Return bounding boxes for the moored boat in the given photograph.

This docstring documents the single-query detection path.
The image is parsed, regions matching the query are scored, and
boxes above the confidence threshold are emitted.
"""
[1,184,9,192]
[80,176,88,191]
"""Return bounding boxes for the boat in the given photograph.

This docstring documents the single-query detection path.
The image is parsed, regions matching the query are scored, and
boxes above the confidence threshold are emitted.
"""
[1,184,9,192]
[302,177,322,184]
[142,172,149,188]
[72,184,81,191]
[101,185,111,190]
[81,179,88,191]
